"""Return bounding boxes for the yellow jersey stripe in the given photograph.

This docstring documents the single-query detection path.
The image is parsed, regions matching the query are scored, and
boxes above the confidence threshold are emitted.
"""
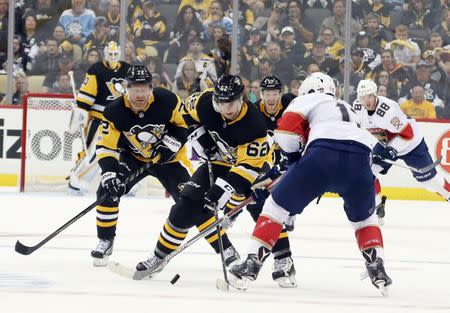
[158,236,178,250]
[164,223,188,238]
[206,229,226,243]
[97,205,119,213]
[96,220,117,227]
[197,216,216,231]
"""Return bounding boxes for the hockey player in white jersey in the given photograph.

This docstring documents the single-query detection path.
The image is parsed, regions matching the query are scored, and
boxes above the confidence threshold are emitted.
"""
[355,80,450,208]
[229,73,392,295]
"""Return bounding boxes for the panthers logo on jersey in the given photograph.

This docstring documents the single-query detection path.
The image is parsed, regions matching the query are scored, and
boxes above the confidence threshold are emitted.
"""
[368,128,389,144]
[124,124,166,158]
[106,78,127,101]
[209,131,237,163]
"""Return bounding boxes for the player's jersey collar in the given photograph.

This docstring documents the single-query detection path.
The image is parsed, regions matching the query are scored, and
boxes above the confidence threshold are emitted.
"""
[124,92,155,113]
[223,102,248,125]
[259,100,282,117]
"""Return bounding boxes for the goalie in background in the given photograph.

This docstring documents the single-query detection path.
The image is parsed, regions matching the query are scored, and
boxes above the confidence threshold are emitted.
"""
[67,41,132,195]
[91,65,193,266]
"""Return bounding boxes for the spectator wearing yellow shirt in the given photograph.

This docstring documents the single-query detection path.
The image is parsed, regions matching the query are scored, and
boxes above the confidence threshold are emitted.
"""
[400,85,437,119]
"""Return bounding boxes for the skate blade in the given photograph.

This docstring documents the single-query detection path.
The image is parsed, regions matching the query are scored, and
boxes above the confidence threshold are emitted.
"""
[93,256,109,267]
[376,282,390,297]
[215,278,230,291]
[275,276,298,288]
[378,218,385,227]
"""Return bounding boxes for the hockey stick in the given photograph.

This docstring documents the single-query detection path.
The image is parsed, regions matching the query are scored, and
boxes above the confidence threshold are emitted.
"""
[382,157,442,174]
[15,161,153,255]
[206,160,230,291]
[68,70,88,153]
[108,175,283,281]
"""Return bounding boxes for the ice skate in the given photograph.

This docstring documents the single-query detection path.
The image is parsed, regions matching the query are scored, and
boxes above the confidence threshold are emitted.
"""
[91,238,114,266]
[135,253,165,278]
[362,248,392,296]
[228,254,263,290]
[272,256,297,288]
[223,245,240,267]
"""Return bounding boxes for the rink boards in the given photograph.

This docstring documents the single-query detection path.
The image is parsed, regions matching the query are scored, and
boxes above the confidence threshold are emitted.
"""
[0,106,449,200]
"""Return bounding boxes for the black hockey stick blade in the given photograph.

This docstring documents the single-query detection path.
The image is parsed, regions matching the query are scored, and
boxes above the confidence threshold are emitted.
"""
[14,198,101,255]
[15,240,35,255]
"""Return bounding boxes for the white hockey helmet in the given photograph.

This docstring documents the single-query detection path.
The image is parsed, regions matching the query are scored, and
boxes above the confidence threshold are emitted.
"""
[298,72,336,96]
[104,41,121,69]
[357,79,377,101]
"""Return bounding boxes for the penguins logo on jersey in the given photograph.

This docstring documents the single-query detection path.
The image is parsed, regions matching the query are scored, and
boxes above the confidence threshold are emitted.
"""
[124,124,166,158]
[106,78,127,100]
[209,131,237,163]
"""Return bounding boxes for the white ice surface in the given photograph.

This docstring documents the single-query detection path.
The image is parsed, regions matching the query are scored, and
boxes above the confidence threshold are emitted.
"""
[1,193,450,313]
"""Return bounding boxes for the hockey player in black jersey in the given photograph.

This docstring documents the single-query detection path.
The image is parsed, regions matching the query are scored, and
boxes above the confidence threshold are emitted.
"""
[68,41,132,195]
[90,65,194,266]
[245,75,298,287]
[134,74,273,277]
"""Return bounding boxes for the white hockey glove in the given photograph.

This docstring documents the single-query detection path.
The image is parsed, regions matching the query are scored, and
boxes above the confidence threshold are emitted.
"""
[68,107,88,134]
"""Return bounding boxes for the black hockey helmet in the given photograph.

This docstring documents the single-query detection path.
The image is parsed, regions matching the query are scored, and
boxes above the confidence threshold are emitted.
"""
[260,75,283,91]
[126,65,152,86]
[213,74,244,102]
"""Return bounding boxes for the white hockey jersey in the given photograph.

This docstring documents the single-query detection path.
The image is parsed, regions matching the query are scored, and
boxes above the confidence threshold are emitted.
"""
[352,95,423,156]
[274,93,376,153]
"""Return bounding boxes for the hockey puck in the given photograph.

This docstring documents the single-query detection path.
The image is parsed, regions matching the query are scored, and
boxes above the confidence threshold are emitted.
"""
[170,274,180,285]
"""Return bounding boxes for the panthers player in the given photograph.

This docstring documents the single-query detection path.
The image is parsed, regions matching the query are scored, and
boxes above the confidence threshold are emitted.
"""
[68,41,132,195]
[134,74,273,277]
[90,65,193,266]
[246,75,297,288]
[355,80,450,207]
[229,73,392,296]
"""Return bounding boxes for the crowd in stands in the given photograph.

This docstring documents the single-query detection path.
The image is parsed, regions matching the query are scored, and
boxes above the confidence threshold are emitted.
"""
[0,0,449,119]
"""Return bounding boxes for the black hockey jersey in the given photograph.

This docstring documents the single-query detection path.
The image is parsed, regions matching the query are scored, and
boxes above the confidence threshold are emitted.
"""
[255,93,296,134]
[77,61,132,120]
[184,90,273,195]
[255,93,295,164]
[96,87,190,173]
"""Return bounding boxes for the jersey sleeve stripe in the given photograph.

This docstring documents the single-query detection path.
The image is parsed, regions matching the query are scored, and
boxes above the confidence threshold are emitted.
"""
[96,147,119,160]
[77,93,96,106]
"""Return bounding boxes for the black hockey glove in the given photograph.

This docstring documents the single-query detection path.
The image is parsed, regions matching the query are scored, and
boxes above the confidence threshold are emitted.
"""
[372,143,397,173]
[250,165,282,204]
[204,177,235,212]
[101,172,126,197]
[279,150,302,171]
[151,135,182,164]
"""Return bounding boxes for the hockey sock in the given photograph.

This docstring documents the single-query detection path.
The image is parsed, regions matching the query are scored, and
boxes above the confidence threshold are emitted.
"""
[155,220,188,258]
[196,216,232,253]
[248,215,283,261]
[355,225,384,260]
[96,205,119,239]
[272,229,292,260]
